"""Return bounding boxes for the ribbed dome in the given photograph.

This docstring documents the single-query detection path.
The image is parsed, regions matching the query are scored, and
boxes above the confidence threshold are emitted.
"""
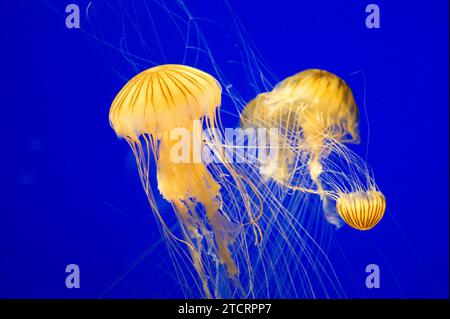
[109,64,221,139]
[336,190,386,230]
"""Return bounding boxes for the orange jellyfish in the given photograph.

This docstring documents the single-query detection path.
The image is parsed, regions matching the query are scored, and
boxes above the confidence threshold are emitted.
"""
[241,69,385,230]
[336,190,386,230]
[109,64,262,297]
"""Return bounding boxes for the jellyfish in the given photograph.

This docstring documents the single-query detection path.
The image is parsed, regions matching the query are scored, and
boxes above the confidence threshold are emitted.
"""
[241,69,385,230]
[336,190,386,231]
[109,64,265,298]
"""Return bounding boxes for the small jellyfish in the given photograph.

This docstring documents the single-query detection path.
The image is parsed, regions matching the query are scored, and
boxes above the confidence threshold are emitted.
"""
[241,69,385,229]
[109,64,259,297]
[336,190,386,230]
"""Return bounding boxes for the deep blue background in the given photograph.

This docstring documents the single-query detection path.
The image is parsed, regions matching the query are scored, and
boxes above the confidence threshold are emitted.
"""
[0,0,448,298]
